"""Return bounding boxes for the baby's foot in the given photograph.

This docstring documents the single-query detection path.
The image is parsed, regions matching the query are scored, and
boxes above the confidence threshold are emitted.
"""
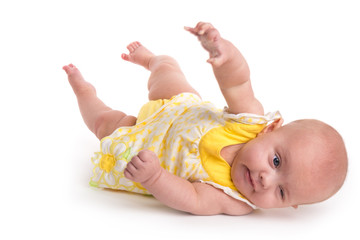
[185,22,227,66]
[63,64,96,96]
[121,41,154,70]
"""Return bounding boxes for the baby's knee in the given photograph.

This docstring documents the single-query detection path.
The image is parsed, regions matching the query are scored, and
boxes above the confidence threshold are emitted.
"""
[118,115,137,127]
[94,110,128,139]
[149,55,179,70]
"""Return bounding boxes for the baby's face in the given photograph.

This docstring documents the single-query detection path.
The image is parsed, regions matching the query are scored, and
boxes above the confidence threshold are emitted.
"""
[231,124,330,209]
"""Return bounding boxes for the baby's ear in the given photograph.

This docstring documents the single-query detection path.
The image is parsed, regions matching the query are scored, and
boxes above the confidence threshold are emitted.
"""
[258,118,284,136]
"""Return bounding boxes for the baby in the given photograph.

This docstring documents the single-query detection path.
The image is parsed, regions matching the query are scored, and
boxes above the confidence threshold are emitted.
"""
[63,22,348,215]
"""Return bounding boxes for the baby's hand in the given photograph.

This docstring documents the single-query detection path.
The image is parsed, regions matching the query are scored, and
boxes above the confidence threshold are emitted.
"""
[124,149,162,185]
[185,22,225,66]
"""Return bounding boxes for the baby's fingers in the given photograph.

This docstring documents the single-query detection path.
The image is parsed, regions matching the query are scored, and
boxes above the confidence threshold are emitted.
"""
[124,165,134,180]
[185,22,214,36]
[195,22,214,35]
[124,156,142,179]
[124,161,136,178]
[130,155,145,169]
[184,26,197,35]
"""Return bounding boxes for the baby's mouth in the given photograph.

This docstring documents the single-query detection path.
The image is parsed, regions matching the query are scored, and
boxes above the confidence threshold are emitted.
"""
[246,168,255,190]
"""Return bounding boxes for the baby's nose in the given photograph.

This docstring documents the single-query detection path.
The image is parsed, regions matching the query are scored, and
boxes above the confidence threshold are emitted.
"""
[259,172,276,190]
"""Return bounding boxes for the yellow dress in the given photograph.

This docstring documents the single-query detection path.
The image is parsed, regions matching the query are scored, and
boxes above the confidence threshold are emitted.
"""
[89,93,281,209]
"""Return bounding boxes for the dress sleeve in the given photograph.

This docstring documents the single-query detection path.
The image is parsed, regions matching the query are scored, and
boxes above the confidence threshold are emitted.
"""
[223,108,282,125]
[200,180,257,209]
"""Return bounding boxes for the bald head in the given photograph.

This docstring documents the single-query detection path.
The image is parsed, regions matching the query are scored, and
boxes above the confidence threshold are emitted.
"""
[285,119,348,203]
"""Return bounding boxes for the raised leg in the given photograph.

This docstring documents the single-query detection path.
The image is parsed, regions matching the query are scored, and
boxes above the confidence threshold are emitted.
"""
[63,64,136,140]
[122,41,201,100]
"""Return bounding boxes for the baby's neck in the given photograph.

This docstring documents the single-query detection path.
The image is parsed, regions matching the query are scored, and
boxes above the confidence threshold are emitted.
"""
[220,144,244,166]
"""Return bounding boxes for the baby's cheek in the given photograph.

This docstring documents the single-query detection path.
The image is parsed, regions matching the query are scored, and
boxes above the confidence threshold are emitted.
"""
[252,193,277,209]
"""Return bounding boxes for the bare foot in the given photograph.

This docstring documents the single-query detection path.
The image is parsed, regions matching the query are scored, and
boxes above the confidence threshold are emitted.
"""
[121,41,154,70]
[63,64,96,96]
[185,22,228,66]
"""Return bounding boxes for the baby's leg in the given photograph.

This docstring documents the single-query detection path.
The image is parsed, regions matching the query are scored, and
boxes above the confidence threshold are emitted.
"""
[122,41,200,100]
[63,64,136,140]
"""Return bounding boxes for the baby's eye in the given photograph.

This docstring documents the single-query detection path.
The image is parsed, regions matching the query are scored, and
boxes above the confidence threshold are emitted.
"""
[273,155,280,168]
[279,187,285,200]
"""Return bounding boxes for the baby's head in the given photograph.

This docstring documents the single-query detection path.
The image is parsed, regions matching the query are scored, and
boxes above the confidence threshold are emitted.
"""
[231,118,348,209]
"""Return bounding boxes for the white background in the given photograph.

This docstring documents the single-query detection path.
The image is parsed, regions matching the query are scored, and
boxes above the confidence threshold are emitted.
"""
[1,0,359,239]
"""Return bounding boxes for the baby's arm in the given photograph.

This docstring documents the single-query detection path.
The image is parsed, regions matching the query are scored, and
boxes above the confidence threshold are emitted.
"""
[186,22,264,115]
[124,150,253,215]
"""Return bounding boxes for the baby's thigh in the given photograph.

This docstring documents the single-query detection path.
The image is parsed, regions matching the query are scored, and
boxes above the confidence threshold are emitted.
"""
[148,73,200,100]
[95,110,136,139]
[148,57,201,100]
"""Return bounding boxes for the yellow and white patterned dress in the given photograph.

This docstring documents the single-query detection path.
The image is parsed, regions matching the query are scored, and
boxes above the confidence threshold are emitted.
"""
[89,93,281,209]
